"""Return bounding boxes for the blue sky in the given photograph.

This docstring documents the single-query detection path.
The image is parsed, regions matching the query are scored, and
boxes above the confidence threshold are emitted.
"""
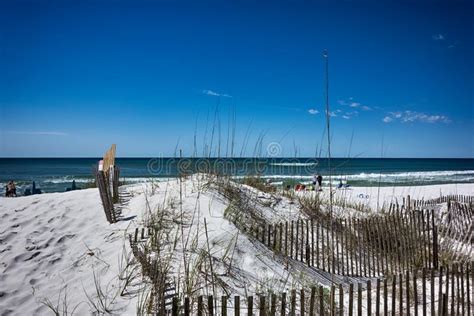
[0,0,472,158]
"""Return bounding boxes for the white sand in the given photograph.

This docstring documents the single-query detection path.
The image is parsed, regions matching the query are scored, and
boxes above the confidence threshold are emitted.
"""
[0,179,472,315]
[331,183,473,210]
[0,189,138,315]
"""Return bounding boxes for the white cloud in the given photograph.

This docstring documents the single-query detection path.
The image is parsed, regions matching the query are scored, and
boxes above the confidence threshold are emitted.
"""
[432,34,445,41]
[342,115,351,120]
[326,110,338,117]
[340,98,372,111]
[6,131,68,136]
[391,111,402,118]
[308,108,319,115]
[448,41,459,49]
[383,111,450,124]
[202,89,232,98]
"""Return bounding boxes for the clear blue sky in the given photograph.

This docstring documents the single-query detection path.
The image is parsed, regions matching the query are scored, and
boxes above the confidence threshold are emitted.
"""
[1,0,472,158]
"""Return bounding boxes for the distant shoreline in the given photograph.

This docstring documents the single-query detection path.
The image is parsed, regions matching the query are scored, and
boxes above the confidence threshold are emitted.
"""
[1,157,473,194]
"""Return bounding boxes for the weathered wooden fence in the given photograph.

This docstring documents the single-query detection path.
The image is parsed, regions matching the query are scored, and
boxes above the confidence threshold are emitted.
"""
[246,208,438,278]
[96,144,121,223]
[144,262,472,315]
[127,192,474,315]
[129,226,177,313]
[410,195,474,208]
[438,201,473,265]
[389,197,473,266]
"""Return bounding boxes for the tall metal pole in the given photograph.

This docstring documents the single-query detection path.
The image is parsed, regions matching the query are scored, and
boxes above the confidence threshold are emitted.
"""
[324,50,335,277]
[323,49,333,216]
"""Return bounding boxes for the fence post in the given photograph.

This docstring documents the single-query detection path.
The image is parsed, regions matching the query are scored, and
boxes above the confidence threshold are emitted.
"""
[184,297,190,316]
[248,296,253,316]
[319,286,324,316]
[290,221,294,259]
[96,170,114,223]
[450,264,455,316]
[311,218,315,266]
[208,295,214,316]
[295,220,299,261]
[357,283,362,316]
[259,295,265,316]
[198,296,203,316]
[290,290,296,316]
[376,279,380,316]
[413,270,418,316]
[222,296,227,316]
[349,283,354,316]
[422,268,426,316]
[399,273,403,316]
[391,275,396,316]
[367,280,372,316]
[339,284,344,316]
[383,279,388,316]
[439,293,448,316]
[172,297,178,316]
[329,286,335,316]
[460,264,464,316]
[310,286,316,316]
[300,289,305,316]
[234,296,240,316]
[467,263,471,316]
[432,217,439,269]
[281,292,286,316]
[271,293,276,316]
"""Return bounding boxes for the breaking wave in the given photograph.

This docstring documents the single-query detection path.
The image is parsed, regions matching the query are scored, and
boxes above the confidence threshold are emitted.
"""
[233,170,474,183]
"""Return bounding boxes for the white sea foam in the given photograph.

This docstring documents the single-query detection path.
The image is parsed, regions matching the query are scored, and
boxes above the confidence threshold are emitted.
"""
[232,170,474,182]
[269,162,318,166]
[42,176,171,184]
[345,170,474,179]
[43,178,94,184]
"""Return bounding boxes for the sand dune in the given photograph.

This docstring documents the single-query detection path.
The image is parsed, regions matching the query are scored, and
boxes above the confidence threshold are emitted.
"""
[0,179,472,315]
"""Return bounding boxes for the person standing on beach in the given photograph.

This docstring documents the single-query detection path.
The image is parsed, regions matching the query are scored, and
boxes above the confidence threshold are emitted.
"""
[317,174,323,191]
[5,181,17,197]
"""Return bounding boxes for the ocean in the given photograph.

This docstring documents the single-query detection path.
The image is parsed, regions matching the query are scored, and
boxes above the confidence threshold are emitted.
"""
[0,157,473,194]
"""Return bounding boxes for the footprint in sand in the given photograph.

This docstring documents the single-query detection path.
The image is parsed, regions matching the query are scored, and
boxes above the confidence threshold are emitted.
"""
[56,234,75,244]
[14,207,27,212]
[0,231,18,244]
[14,251,41,262]
[0,245,12,254]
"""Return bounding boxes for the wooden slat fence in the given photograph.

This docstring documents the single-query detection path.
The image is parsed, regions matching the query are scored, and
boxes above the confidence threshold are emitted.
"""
[153,262,473,316]
[247,208,438,277]
[96,144,121,223]
[410,195,474,208]
[129,227,177,313]
[438,201,473,265]
[393,196,473,266]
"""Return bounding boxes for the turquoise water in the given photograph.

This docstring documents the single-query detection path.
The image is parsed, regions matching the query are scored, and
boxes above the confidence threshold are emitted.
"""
[0,158,473,194]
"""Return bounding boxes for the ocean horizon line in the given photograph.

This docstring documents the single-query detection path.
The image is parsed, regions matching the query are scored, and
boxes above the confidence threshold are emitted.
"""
[1,156,473,160]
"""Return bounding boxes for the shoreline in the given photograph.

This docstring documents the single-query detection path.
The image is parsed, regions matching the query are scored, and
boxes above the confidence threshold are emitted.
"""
[2,177,473,197]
